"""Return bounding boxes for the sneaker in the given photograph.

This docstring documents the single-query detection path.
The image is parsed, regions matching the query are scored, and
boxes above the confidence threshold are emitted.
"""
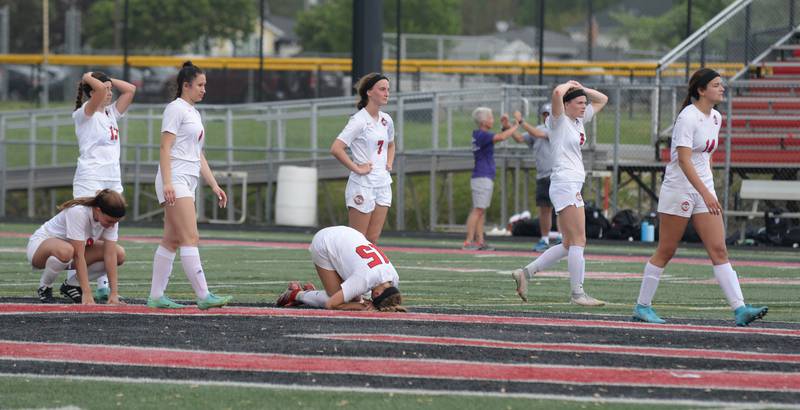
[37,286,55,303]
[570,292,606,307]
[462,242,480,250]
[533,239,549,252]
[632,304,666,324]
[94,287,110,303]
[734,304,768,327]
[197,293,233,310]
[146,295,186,309]
[477,242,494,251]
[511,269,528,302]
[59,281,82,303]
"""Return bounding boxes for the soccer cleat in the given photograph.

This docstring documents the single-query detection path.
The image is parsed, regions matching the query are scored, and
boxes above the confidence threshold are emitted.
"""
[462,242,480,251]
[59,281,82,303]
[146,295,186,309]
[477,242,494,251]
[197,293,233,310]
[734,304,768,327]
[511,269,528,302]
[94,287,110,303]
[533,239,549,252]
[570,292,606,307]
[37,286,55,303]
[632,304,666,324]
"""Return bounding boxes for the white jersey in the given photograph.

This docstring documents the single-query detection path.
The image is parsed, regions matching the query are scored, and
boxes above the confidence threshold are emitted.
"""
[160,98,205,177]
[72,102,124,182]
[310,226,399,302]
[40,205,118,243]
[336,108,394,187]
[547,104,594,184]
[661,104,720,194]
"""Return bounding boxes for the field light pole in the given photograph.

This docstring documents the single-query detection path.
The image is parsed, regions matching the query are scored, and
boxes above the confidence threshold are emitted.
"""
[537,0,544,85]
[41,0,49,107]
[395,0,401,93]
[122,0,130,81]
[258,0,265,101]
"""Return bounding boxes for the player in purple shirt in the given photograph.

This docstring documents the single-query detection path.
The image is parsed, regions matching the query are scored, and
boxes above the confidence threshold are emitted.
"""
[463,107,519,250]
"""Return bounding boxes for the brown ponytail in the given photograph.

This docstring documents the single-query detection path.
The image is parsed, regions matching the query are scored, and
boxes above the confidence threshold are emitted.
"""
[74,72,111,110]
[376,292,407,312]
[58,189,127,219]
[680,68,721,111]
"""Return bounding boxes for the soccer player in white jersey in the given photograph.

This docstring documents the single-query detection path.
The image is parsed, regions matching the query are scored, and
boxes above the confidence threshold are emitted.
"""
[330,73,395,244]
[65,71,135,302]
[276,226,405,312]
[28,189,126,305]
[511,80,608,306]
[147,61,232,310]
[632,68,768,326]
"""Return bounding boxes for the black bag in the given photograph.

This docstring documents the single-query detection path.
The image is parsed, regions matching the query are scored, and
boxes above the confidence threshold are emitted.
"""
[511,219,539,237]
[606,209,640,240]
[584,205,610,239]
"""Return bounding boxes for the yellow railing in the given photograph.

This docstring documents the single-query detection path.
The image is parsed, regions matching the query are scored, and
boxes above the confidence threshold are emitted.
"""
[0,54,744,78]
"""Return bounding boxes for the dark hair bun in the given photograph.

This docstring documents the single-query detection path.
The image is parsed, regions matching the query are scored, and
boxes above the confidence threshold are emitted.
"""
[182,61,193,68]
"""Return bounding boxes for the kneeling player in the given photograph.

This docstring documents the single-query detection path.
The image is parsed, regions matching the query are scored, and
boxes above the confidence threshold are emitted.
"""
[276,226,405,312]
[27,189,126,304]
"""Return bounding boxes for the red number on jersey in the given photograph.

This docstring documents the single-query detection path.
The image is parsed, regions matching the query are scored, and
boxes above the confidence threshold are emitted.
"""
[377,140,384,155]
[355,243,390,268]
[110,126,119,141]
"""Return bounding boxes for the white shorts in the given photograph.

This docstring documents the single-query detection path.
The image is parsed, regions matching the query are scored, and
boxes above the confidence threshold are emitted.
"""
[73,180,123,198]
[26,227,52,264]
[309,236,335,272]
[549,181,585,213]
[345,180,392,213]
[155,172,199,204]
[470,177,494,209]
[657,188,715,217]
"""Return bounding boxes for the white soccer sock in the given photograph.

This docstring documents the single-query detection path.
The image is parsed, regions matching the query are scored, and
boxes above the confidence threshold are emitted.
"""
[567,246,586,295]
[296,290,329,308]
[97,275,109,290]
[522,244,568,279]
[149,245,176,299]
[180,246,209,300]
[39,256,71,288]
[66,261,106,287]
[636,262,664,306]
[713,262,745,310]
[541,236,550,245]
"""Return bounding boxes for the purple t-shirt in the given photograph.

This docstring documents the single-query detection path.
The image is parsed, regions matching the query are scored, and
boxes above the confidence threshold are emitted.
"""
[471,129,495,179]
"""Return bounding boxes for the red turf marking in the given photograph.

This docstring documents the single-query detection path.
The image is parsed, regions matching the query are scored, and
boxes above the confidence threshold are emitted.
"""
[312,334,800,364]
[2,231,798,269]
[0,340,798,392]
[1,303,798,338]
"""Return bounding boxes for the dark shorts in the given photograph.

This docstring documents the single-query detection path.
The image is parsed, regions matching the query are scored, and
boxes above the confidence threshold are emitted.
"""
[535,177,553,207]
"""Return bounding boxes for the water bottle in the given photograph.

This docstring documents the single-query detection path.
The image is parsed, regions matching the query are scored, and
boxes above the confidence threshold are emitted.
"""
[645,223,655,242]
[640,221,650,242]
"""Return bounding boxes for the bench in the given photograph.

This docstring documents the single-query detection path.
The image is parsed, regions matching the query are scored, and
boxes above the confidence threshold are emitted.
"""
[727,180,800,240]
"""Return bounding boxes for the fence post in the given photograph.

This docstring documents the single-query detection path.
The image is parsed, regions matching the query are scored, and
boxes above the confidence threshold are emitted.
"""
[225,108,234,221]
[310,102,318,165]
[429,93,439,231]
[146,108,154,161]
[612,87,621,215]
[0,115,6,217]
[28,113,36,218]
[134,146,141,220]
[723,86,734,231]
[51,114,58,165]
[395,97,405,230]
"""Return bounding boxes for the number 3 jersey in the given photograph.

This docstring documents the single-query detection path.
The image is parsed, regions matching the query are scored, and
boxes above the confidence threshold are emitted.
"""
[662,104,721,194]
[309,225,399,302]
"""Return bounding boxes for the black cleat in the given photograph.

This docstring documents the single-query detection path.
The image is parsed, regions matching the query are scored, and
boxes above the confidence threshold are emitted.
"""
[59,281,82,303]
[37,286,55,303]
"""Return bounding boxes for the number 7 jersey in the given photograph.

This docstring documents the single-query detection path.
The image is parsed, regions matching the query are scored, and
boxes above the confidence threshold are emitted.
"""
[662,104,721,194]
[309,225,399,302]
[336,108,394,187]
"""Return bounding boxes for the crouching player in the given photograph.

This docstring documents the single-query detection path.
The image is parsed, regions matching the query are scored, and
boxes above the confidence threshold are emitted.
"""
[27,189,126,304]
[276,226,406,312]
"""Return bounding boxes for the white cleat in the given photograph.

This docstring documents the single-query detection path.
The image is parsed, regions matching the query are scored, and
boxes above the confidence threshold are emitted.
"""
[570,292,606,307]
[511,269,528,302]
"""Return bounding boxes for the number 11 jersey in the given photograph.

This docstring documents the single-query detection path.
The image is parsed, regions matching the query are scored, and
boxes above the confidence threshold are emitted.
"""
[662,104,721,194]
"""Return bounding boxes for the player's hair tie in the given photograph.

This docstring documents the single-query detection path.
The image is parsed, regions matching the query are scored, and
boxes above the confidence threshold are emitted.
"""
[364,74,389,91]
[563,88,587,103]
[372,286,399,309]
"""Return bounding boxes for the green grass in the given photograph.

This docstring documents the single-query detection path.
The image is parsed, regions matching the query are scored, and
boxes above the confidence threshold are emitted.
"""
[0,375,697,410]
[1,222,797,408]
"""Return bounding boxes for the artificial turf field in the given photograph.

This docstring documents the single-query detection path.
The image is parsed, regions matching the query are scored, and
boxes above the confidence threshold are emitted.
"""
[0,222,798,409]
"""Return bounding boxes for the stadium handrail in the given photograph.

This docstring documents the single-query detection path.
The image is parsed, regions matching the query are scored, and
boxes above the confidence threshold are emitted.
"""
[0,54,742,78]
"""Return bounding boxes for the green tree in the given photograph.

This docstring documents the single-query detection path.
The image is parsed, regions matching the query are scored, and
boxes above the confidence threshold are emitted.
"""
[85,0,257,52]
[296,0,462,53]
[610,0,731,50]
